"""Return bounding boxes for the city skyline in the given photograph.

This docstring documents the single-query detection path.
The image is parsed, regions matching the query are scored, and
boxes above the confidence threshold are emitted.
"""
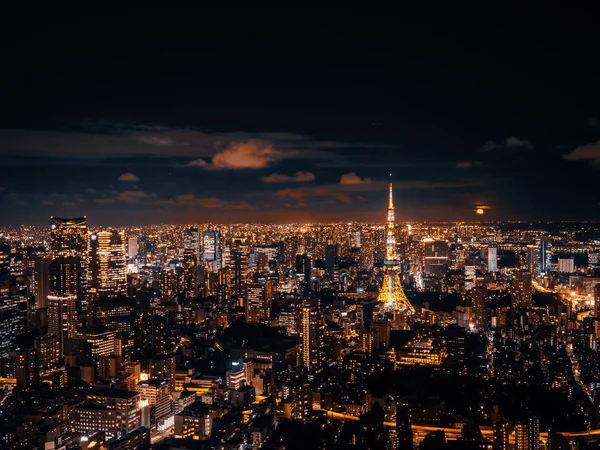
[4,9,600,449]
[3,9,600,225]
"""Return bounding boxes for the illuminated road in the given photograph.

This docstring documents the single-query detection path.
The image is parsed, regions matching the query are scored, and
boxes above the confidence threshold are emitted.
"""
[323,410,600,442]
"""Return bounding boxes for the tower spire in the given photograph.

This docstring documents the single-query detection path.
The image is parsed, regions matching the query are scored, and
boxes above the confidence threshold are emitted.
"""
[388,173,394,210]
[378,176,415,313]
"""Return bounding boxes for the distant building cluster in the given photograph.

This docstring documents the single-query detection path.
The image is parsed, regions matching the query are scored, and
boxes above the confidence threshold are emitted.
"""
[1,185,600,449]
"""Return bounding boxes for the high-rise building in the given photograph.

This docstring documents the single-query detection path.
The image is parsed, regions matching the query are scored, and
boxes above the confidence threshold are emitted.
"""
[371,321,391,349]
[181,249,198,299]
[202,230,222,272]
[325,244,338,272]
[0,306,24,359]
[515,420,528,450]
[526,245,538,273]
[35,334,61,373]
[14,348,37,388]
[49,257,84,300]
[33,256,51,309]
[528,413,540,450]
[183,227,200,264]
[226,364,246,390]
[488,245,498,273]
[231,237,250,308]
[50,217,89,260]
[295,253,312,295]
[300,303,322,372]
[510,270,533,308]
[50,217,88,311]
[423,240,449,275]
[89,230,127,298]
[396,407,413,450]
[136,379,172,426]
[150,354,176,393]
[594,284,600,319]
[251,244,280,272]
[493,422,510,450]
[378,181,414,313]
[174,404,213,440]
[537,236,552,275]
[80,328,116,358]
[127,236,139,259]
[47,294,78,355]
[291,383,312,420]
[86,388,141,433]
[557,257,574,274]
[246,279,273,324]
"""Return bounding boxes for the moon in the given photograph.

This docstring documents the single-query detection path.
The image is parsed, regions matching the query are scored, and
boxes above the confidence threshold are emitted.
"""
[476,208,484,215]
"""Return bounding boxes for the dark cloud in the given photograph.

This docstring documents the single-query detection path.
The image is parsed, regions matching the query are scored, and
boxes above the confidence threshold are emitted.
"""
[261,171,315,183]
[564,140,600,163]
[340,173,371,185]
[117,172,140,181]
[481,137,533,152]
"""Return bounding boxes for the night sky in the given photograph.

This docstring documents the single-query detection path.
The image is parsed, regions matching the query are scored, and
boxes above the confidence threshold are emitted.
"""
[2,8,600,226]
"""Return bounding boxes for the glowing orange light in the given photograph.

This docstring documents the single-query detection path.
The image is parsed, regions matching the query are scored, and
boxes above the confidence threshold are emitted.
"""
[476,208,484,215]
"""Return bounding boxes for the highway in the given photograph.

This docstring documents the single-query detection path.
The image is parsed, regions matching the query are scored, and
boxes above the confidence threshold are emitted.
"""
[322,409,600,442]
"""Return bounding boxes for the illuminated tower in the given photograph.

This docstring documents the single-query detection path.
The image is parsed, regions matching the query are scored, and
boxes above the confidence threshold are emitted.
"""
[377,179,415,313]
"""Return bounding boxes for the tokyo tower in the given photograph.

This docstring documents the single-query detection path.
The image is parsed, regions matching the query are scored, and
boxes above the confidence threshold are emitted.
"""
[377,178,415,313]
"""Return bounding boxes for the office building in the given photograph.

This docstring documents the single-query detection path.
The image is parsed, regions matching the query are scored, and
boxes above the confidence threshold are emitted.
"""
[35,334,61,373]
[325,244,338,271]
[424,240,449,275]
[50,217,88,310]
[537,236,552,275]
[183,227,200,264]
[300,304,322,372]
[557,257,574,274]
[510,270,533,308]
[47,294,78,355]
[181,249,198,299]
[86,388,141,433]
[89,229,127,298]
[174,403,212,440]
[136,379,172,426]
[50,216,88,260]
[246,280,272,324]
[231,236,250,308]
[202,230,222,272]
[127,237,139,259]
[488,245,497,272]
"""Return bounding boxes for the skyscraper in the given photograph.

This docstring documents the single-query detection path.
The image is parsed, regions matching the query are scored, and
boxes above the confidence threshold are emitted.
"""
[127,236,139,259]
[202,230,223,272]
[377,180,414,313]
[246,279,273,324]
[488,245,498,273]
[183,227,200,264]
[325,244,338,272]
[47,294,78,355]
[300,303,322,372]
[181,249,199,299]
[50,217,88,260]
[231,236,249,308]
[537,236,551,275]
[510,270,533,308]
[49,257,84,299]
[423,240,449,275]
[50,216,89,312]
[89,229,127,298]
